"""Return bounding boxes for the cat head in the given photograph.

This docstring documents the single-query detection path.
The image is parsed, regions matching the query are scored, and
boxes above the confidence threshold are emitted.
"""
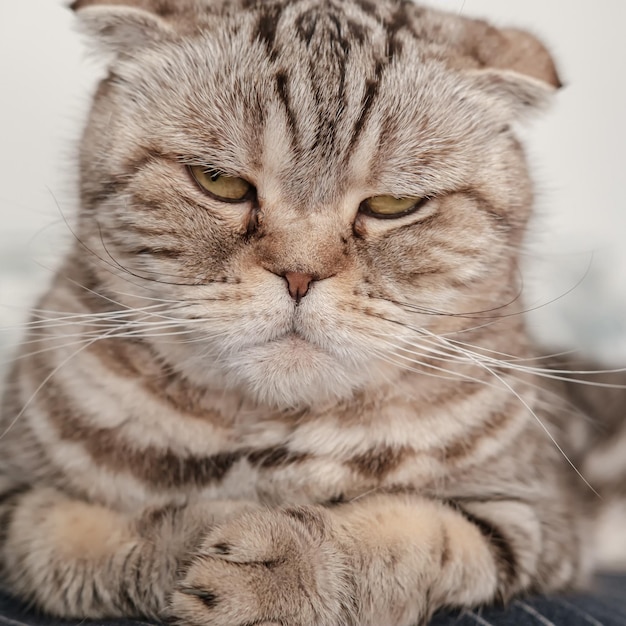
[70,0,560,408]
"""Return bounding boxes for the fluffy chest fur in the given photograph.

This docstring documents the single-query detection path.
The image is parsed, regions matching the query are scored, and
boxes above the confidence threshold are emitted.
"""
[11,312,534,510]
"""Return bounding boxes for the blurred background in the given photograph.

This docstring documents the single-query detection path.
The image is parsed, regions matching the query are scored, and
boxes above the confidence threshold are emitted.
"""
[0,0,625,368]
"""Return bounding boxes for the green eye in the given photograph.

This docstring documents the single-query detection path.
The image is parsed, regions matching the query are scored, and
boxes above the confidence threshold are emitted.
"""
[361,195,426,218]
[189,166,253,203]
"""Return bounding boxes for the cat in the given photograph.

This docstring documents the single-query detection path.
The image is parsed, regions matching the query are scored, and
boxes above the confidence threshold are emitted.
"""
[1,0,624,625]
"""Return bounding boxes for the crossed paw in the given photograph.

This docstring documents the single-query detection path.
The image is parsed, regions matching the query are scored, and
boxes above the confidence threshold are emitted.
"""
[169,506,356,626]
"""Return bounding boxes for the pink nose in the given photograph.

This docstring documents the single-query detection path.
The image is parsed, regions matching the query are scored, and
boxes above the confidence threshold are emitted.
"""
[283,272,315,302]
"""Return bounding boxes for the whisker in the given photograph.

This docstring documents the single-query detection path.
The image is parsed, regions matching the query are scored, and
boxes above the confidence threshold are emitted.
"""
[370,344,494,388]
[0,326,120,441]
[414,328,601,495]
[95,219,230,288]
[368,306,626,391]
[371,253,593,321]
[1,324,212,365]
[438,339,600,497]
[435,336,580,364]
[3,306,174,331]
[417,334,626,389]
[363,309,602,495]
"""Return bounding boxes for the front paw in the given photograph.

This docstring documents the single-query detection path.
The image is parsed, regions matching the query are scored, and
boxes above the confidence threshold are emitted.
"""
[169,507,356,626]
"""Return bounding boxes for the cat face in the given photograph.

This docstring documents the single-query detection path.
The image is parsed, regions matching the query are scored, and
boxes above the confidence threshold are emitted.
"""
[72,0,559,408]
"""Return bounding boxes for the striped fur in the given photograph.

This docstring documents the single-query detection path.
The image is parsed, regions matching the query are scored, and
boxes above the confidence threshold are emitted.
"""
[1,1,623,624]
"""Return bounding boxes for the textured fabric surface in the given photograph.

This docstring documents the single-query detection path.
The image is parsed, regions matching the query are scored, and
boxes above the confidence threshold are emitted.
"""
[1,576,624,626]
[429,575,626,626]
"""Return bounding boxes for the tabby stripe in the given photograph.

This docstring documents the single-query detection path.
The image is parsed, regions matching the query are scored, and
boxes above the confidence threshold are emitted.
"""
[351,0,379,18]
[128,193,217,218]
[0,368,67,488]
[254,3,282,62]
[60,261,121,313]
[81,149,162,210]
[0,485,30,555]
[442,404,516,463]
[39,373,312,488]
[344,18,368,46]
[118,544,141,614]
[294,11,317,45]
[83,179,131,210]
[439,524,452,568]
[55,563,75,613]
[283,506,328,538]
[248,445,310,469]
[0,484,31,507]
[452,503,519,594]
[119,223,177,238]
[346,61,384,158]
[133,247,183,260]
[104,232,183,260]
[90,576,107,613]
[37,377,244,488]
[384,2,423,59]
[465,189,512,227]
[83,336,235,423]
[347,445,413,479]
[275,71,300,149]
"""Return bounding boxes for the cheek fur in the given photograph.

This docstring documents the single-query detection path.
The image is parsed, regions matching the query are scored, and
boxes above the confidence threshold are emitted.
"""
[357,195,509,302]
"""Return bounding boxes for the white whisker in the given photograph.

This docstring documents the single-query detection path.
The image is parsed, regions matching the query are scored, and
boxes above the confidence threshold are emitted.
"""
[418,328,601,497]
[0,326,119,441]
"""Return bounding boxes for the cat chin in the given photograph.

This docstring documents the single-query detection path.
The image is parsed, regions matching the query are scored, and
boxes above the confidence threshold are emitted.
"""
[222,336,368,409]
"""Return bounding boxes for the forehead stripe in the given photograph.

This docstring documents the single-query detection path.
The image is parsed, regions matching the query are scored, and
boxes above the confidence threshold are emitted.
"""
[274,71,301,151]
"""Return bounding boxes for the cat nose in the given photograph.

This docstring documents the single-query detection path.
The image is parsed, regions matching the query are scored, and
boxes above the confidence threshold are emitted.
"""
[283,272,315,302]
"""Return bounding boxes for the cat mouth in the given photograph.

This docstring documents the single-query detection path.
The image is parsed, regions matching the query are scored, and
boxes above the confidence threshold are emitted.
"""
[276,330,309,344]
[272,316,309,342]
[268,329,324,352]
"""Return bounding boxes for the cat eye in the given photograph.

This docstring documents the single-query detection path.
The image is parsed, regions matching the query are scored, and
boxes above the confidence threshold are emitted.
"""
[189,166,253,203]
[360,195,427,219]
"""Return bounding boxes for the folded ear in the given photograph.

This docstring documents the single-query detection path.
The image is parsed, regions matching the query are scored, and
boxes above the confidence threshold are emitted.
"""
[472,26,563,90]
[70,0,186,53]
[455,18,562,119]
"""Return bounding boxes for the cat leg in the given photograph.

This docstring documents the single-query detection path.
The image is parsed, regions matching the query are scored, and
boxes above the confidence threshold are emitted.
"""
[171,493,581,626]
[0,485,255,619]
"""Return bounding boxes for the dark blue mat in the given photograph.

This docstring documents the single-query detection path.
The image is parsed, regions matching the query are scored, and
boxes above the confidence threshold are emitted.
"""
[430,575,626,626]
[0,575,624,626]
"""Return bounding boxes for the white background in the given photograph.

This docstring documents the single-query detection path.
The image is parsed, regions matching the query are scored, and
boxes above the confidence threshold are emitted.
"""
[0,0,625,362]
